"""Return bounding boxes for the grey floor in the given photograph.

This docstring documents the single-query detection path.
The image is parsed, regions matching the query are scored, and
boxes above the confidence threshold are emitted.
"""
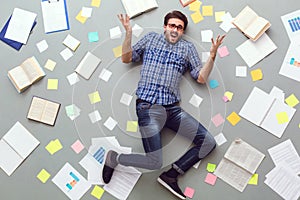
[0,0,299,200]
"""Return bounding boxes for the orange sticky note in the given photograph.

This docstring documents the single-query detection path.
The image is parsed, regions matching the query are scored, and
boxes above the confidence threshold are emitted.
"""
[226,112,241,126]
[113,45,122,58]
[250,68,263,81]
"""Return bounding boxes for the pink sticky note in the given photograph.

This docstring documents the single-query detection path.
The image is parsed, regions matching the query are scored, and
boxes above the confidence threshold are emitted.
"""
[184,187,195,198]
[211,113,225,127]
[205,173,217,185]
[222,96,229,102]
[71,140,85,154]
[217,46,229,58]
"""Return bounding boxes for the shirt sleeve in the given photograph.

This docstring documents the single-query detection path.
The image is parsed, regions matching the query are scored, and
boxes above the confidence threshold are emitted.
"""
[132,32,155,63]
[188,43,202,80]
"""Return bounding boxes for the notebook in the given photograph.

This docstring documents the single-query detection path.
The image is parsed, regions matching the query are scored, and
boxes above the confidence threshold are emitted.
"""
[41,0,70,33]
[0,16,37,50]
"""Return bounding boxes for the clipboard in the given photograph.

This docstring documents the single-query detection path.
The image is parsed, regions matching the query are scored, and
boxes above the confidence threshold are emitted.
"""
[41,0,70,33]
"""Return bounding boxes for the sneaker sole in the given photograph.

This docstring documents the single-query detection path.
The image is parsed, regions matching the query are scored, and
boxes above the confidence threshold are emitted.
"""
[157,177,186,200]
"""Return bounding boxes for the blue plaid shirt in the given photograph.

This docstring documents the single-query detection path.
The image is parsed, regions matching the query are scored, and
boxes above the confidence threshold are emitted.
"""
[132,32,202,105]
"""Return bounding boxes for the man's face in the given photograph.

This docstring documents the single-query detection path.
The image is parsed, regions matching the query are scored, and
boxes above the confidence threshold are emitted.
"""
[164,18,185,44]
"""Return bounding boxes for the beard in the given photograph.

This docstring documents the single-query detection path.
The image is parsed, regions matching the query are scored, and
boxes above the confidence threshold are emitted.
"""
[164,30,182,44]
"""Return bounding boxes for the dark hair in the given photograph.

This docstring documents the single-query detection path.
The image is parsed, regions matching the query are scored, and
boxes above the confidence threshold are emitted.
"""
[164,10,188,30]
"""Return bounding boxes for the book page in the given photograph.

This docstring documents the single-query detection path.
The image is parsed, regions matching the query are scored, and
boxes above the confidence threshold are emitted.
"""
[239,87,275,126]
[214,158,252,192]
[0,139,23,176]
[233,6,258,31]
[2,121,40,159]
[245,17,270,40]
[121,0,143,18]
[75,52,101,80]
[21,57,45,83]
[236,33,277,67]
[41,100,60,126]
[27,96,46,122]
[261,99,296,138]
[224,139,265,174]
[142,0,158,12]
[8,66,31,91]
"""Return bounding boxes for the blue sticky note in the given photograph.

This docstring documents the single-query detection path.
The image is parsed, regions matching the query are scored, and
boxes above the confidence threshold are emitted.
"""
[209,80,219,89]
[88,32,99,42]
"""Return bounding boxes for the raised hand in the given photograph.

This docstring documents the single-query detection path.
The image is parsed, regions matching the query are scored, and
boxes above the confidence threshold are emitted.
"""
[117,14,132,32]
[210,34,226,58]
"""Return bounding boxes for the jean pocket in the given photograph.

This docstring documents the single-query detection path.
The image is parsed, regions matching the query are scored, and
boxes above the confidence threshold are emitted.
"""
[136,102,152,112]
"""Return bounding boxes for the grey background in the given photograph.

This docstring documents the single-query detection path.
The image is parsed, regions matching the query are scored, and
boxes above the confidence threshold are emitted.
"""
[0,0,299,200]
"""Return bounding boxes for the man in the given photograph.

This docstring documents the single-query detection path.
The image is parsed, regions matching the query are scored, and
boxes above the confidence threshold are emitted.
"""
[103,10,225,199]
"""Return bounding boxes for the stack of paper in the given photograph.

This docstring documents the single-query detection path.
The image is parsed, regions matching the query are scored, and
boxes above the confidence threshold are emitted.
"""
[0,122,40,176]
[214,138,265,192]
[79,136,142,200]
[265,139,300,200]
[239,86,296,138]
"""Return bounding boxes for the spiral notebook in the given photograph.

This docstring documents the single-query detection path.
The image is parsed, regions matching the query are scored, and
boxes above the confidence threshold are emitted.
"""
[41,0,70,33]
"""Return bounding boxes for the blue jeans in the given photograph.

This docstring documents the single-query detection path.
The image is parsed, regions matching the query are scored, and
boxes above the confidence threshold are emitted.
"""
[118,101,216,174]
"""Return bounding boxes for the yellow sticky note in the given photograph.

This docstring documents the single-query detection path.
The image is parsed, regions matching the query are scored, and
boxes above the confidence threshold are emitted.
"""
[113,45,122,58]
[91,0,101,7]
[250,68,263,81]
[285,94,299,107]
[37,169,51,183]
[45,139,63,155]
[44,59,56,71]
[47,79,58,90]
[76,11,88,24]
[189,0,202,11]
[215,11,226,22]
[191,11,204,24]
[248,173,258,185]
[206,163,216,172]
[202,5,213,16]
[126,121,138,132]
[91,185,105,199]
[226,112,241,126]
[276,112,289,124]
[224,91,234,101]
[89,91,101,104]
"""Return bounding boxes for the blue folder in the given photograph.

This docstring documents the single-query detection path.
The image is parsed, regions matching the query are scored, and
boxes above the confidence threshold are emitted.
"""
[0,16,37,51]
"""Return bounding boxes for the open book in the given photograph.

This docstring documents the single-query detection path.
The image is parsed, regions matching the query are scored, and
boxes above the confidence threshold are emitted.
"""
[232,6,271,41]
[214,139,265,192]
[239,87,296,138]
[8,56,45,93]
[121,0,158,19]
[179,0,196,7]
[27,96,60,126]
[0,122,40,176]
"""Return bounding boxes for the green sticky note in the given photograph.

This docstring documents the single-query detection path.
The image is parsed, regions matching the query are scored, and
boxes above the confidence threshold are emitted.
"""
[206,163,216,172]
[65,105,75,116]
[91,185,105,199]
[89,91,101,104]
[88,32,99,42]
[126,121,138,132]
[37,169,51,183]
[285,94,299,107]
[276,112,289,124]
[248,173,258,185]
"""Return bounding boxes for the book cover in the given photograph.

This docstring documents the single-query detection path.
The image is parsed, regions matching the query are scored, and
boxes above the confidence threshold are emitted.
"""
[121,0,158,19]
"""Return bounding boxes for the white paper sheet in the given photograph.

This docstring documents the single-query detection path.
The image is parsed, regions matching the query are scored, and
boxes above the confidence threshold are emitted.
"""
[52,162,91,200]
[235,66,247,77]
[109,26,122,39]
[236,33,277,67]
[66,72,80,85]
[103,165,142,200]
[36,40,48,53]
[60,48,73,61]
[279,42,300,82]
[281,9,300,43]
[4,8,37,44]
[268,139,300,175]
[264,166,300,200]
[214,133,227,146]
[201,30,213,42]
[88,110,101,124]
[63,34,80,51]
[99,68,112,82]
[189,94,203,107]
[132,24,144,37]
[120,93,133,106]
